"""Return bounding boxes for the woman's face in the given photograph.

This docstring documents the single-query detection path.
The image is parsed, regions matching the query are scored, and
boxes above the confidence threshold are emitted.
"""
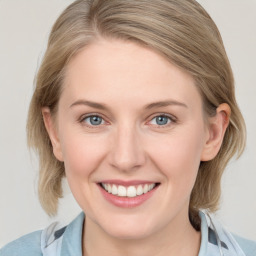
[50,39,212,239]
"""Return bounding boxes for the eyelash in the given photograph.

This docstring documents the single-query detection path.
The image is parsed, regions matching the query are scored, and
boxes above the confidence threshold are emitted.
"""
[147,114,177,128]
[79,113,108,128]
[79,113,177,129]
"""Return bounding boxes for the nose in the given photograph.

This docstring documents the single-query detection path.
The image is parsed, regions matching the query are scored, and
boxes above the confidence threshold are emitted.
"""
[108,124,146,172]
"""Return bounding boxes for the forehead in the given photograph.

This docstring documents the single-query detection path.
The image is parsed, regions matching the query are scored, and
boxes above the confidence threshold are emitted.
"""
[62,39,202,111]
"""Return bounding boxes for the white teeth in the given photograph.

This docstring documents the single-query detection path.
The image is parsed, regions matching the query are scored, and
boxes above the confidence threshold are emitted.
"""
[127,186,137,197]
[149,184,154,191]
[143,184,149,194]
[112,184,118,195]
[117,185,126,197]
[102,183,157,197]
[137,185,143,195]
[107,184,112,193]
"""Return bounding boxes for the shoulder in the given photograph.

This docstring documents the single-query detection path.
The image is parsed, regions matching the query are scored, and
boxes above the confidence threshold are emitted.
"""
[233,234,256,256]
[199,210,256,256]
[0,230,42,256]
[0,212,85,256]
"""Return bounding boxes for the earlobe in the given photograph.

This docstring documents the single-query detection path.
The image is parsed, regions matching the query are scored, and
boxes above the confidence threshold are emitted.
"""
[41,107,64,162]
[200,103,231,161]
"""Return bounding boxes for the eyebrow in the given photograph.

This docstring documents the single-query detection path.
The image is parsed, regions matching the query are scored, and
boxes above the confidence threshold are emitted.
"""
[145,100,188,110]
[70,99,188,110]
[70,100,109,110]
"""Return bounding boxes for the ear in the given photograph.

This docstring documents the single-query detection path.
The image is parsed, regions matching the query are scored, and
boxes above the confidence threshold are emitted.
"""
[200,103,231,161]
[42,107,64,162]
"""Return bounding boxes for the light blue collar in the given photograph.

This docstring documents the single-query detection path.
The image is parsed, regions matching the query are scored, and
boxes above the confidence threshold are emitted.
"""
[41,211,246,256]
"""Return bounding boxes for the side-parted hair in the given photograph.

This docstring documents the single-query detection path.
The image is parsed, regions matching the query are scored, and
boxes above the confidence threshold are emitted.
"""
[27,0,246,227]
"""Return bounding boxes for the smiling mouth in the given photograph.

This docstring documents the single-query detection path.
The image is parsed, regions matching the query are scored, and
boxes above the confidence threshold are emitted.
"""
[100,183,160,198]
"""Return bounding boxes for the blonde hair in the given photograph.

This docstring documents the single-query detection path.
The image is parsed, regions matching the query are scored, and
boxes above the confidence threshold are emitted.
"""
[27,0,246,224]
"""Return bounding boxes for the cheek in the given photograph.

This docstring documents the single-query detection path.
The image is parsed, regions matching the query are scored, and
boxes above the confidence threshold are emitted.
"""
[59,129,107,179]
[149,125,205,189]
[59,131,109,210]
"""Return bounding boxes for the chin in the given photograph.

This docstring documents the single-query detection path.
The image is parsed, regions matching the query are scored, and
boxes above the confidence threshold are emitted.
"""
[99,216,157,240]
[107,226,153,240]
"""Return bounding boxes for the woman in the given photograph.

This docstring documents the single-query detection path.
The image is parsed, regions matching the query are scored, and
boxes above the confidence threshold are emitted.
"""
[1,0,255,255]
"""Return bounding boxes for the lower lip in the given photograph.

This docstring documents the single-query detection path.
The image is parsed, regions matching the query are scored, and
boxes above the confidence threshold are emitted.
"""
[98,184,159,208]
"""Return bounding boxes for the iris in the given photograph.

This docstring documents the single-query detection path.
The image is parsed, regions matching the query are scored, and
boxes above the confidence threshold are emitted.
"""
[155,116,169,125]
[87,116,102,125]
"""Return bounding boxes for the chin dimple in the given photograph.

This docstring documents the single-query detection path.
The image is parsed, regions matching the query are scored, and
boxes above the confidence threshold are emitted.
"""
[101,183,157,197]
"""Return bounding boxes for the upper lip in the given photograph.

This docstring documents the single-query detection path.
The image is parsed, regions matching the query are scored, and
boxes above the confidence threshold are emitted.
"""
[98,180,160,186]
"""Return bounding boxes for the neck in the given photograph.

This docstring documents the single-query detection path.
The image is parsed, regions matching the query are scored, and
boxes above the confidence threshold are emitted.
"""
[82,212,201,256]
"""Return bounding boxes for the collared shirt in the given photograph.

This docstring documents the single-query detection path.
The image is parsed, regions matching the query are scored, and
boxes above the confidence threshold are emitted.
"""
[1,211,256,256]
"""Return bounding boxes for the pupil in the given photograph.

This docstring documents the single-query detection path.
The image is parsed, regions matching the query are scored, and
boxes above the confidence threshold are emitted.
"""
[90,116,102,125]
[156,116,168,125]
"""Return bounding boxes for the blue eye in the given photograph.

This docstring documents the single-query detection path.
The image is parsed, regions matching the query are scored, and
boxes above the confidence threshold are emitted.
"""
[83,115,104,126]
[150,115,172,126]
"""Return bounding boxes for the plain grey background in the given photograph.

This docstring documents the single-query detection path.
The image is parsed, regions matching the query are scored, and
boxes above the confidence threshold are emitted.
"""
[0,0,255,247]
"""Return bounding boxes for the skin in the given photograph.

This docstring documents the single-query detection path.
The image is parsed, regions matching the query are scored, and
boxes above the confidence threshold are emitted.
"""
[42,39,230,256]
